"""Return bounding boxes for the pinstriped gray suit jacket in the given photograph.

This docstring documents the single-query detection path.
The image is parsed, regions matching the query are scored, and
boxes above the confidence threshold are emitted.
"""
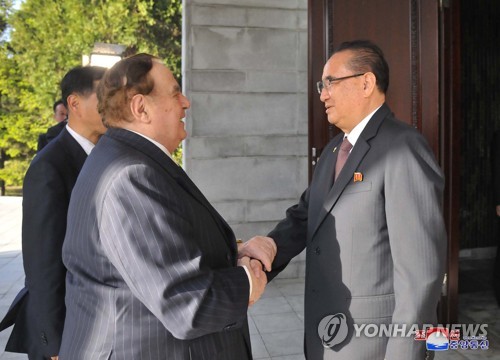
[59,128,252,360]
[268,104,446,360]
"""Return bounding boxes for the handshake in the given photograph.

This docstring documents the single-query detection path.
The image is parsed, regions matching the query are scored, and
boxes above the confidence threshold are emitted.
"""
[237,236,277,307]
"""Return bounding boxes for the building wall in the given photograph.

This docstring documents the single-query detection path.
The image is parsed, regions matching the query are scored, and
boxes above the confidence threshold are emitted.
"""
[182,0,307,277]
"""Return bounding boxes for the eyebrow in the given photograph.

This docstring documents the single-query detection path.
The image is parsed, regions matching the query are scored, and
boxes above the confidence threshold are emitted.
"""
[171,84,181,94]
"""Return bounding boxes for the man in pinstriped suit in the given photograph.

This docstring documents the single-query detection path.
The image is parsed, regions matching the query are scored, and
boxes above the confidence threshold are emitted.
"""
[59,54,272,360]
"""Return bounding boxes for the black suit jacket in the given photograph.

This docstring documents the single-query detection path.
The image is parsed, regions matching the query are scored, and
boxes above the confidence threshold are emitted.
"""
[59,128,252,360]
[0,127,87,359]
[37,121,67,152]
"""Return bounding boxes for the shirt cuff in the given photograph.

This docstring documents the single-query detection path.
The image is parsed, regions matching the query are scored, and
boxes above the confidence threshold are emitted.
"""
[241,265,252,301]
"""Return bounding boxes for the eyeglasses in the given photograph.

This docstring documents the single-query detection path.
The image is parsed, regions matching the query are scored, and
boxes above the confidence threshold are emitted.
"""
[316,73,365,94]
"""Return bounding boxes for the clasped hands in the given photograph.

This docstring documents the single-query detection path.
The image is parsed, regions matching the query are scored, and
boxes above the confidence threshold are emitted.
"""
[237,236,277,306]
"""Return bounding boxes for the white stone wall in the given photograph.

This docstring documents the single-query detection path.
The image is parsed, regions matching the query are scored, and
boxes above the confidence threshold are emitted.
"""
[183,0,307,277]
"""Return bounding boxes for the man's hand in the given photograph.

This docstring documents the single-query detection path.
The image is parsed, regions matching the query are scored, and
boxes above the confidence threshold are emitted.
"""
[238,256,267,306]
[51,357,58,360]
[496,205,500,217]
[237,236,277,272]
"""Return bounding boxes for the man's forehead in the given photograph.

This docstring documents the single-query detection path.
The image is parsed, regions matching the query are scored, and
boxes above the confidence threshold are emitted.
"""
[151,62,180,93]
[152,60,171,77]
[322,60,338,76]
[323,52,350,75]
[162,72,180,93]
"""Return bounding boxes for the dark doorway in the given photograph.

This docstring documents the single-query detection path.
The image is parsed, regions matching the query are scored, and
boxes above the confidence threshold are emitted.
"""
[459,0,500,251]
[458,0,500,294]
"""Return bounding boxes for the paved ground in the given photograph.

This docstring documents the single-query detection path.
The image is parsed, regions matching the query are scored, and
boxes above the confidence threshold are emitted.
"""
[1,196,499,359]
[0,197,24,360]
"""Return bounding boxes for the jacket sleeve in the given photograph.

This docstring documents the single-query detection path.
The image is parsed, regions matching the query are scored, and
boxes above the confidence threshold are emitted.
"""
[98,164,250,340]
[22,157,68,357]
[37,134,48,152]
[384,131,447,359]
[266,187,309,281]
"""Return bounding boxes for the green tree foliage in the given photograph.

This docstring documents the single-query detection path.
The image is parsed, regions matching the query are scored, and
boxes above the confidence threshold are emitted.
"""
[0,1,12,34]
[0,0,181,186]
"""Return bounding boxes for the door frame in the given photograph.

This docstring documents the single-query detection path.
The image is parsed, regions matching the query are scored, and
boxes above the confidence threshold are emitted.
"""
[438,0,461,325]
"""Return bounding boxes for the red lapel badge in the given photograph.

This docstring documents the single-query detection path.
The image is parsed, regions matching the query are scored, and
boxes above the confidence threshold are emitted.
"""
[353,172,363,182]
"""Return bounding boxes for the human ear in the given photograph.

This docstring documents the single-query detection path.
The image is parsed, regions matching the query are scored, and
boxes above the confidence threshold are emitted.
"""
[130,94,149,123]
[363,72,377,96]
[66,94,78,114]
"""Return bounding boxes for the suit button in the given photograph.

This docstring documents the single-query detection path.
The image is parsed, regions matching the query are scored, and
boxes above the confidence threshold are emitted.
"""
[224,322,236,331]
[41,332,48,345]
[314,247,321,255]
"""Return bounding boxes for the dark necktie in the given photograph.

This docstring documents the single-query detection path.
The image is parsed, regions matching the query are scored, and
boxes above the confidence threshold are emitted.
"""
[334,137,353,181]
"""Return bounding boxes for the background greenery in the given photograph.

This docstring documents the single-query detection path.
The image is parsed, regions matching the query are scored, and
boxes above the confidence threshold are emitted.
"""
[0,0,182,187]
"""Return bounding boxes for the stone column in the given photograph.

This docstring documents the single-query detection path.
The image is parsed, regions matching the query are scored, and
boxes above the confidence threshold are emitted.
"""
[183,0,307,277]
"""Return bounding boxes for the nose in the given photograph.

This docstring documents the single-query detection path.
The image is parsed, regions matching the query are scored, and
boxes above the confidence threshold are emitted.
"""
[319,87,329,103]
[181,94,190,109]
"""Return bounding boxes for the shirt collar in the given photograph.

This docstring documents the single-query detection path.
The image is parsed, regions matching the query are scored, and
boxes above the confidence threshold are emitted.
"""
[65,124,96,155]
[127,129,173,160]
[345,105,382,147]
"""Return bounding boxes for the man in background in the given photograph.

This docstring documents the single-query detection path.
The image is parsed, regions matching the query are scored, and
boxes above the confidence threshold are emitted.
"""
[37,99,68,151]
[0,66,106,359]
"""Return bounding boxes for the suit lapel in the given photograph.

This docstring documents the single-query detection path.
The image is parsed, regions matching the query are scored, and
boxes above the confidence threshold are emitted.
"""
[307,135,342,236]
[172,166,237,246]
[58,127,88,172]
[106,129,237,251]
[309,104,391,241]
[174,168,238,252]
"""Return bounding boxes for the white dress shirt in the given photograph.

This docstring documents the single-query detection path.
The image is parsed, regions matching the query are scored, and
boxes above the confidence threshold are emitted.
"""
[66,124,96,155]
[345,105,382,148]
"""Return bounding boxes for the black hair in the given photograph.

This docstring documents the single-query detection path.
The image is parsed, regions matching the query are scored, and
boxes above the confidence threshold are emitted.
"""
[335,40,389,93]
[60,66,107,108]
[52,99,64,113]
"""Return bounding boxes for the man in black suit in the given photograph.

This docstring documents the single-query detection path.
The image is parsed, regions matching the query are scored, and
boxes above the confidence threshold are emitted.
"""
[59,54,269,360]
[37,100,68,151]
[0,65,106,359]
